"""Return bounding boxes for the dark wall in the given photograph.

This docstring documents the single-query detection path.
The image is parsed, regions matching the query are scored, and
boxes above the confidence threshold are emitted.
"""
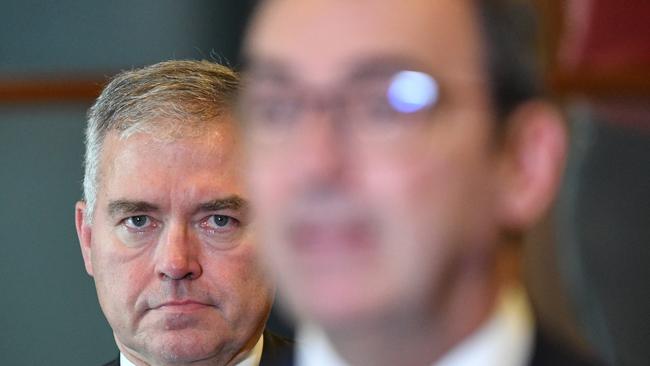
[0,0,255,74]
[556,104,650,366]
[0,104,114,364]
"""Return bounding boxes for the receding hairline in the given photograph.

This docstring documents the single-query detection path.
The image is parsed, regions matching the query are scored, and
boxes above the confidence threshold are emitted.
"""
[82,59,241,223]
[91,60,239,131]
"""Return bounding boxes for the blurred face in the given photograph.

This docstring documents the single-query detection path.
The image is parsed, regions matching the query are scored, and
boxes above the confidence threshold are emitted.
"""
[242,0,505,330]
[76,120,273,365]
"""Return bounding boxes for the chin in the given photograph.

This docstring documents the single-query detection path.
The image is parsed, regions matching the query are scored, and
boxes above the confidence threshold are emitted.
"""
[148,330,219,364]
[288,278,399,333]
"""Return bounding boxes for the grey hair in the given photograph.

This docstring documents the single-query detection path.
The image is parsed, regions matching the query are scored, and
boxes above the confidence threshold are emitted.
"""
[83,60,239,223]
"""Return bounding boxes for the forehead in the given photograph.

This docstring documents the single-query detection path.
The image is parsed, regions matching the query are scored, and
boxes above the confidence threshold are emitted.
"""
[246,0,485,85]
[98,119,242,203]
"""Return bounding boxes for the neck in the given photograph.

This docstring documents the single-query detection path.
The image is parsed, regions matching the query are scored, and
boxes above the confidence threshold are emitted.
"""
[323,252,516,366]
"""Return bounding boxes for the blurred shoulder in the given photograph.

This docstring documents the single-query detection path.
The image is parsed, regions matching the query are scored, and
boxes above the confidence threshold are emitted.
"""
[261,331,295,366]
[529,328,606,366]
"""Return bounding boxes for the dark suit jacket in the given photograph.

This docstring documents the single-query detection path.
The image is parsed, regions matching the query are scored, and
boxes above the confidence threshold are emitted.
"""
[529,328,604,366]
[104,328,602,366]
[101,331,293,366]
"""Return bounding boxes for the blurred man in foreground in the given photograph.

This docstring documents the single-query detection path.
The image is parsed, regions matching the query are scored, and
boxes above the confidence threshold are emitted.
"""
[240,1,601,365]
[75,60,292,366]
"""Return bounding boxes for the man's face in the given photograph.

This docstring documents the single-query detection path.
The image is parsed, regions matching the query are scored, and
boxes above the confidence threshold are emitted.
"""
[243,0,506,330]
[77,120,273,365]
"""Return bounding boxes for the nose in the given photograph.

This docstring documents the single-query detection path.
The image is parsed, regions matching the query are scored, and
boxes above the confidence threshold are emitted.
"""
[155,221,202,281]
[293,108,350,185]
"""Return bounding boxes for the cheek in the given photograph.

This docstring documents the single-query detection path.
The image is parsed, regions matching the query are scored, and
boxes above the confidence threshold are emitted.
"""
[207,244,274,313]
[247,154,288,216]
[358,150,459,278]
[246,153,296,262]
[357,139,497,269]
[359,145,463,221]
[358,123,497,225]
[91,239,151,329]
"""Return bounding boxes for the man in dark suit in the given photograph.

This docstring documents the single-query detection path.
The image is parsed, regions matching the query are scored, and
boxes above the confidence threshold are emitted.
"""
[100,331,293,366]
[75,60,293,366]
[238,0,602,365]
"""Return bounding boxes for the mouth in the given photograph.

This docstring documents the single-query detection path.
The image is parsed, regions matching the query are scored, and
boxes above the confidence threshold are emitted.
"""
[152,300,213,312]
[287,217,378,267]
[292,221,371,247]
[282,195,380,271]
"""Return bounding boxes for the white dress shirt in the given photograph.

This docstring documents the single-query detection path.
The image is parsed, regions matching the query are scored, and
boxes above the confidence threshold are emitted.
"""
[297,286,534,366]
[119,334,264,366]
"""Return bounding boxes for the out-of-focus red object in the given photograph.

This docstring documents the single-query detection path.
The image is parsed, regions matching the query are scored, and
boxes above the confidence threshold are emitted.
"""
[549,0,650,99]
[559,0,650,72]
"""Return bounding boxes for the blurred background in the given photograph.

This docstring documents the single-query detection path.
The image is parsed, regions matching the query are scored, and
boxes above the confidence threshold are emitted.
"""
[0,1,648,365]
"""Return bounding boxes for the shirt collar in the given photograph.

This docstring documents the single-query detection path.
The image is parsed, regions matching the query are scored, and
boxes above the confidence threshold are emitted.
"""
[296,286,534,366]
[435,286,534,366]
[119,334,264,366]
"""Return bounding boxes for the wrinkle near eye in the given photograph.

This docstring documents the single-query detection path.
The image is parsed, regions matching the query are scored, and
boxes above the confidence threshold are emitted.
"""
[111,214,164,249]
[196,214,244,250]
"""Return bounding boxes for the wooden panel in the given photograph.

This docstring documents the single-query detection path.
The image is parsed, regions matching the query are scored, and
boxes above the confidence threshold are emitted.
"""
[0,76,107,103]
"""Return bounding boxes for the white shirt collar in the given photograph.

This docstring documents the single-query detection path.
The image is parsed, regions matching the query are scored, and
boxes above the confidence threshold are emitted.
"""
[119,334,264,366]
[296,286,534,366]
[435,286,534,366]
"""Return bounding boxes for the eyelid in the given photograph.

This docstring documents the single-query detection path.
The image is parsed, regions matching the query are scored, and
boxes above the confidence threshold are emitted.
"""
[120,215,158,231]
[199,213,247,240]
[199,214,240,228]
[198,205,247,221]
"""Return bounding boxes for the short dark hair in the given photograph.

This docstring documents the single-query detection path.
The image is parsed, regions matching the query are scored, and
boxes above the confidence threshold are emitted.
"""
[477,0,542,121]
[241,0,542,123]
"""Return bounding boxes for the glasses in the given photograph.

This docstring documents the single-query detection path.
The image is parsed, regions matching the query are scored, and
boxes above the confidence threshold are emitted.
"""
[238,70,440,144]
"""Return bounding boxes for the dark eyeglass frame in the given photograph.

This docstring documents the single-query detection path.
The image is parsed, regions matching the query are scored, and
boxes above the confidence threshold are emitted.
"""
[237,69,441,144]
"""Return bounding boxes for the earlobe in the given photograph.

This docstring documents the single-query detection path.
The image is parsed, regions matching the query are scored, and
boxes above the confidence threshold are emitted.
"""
[75,201,94,277]
[497,101,568,230]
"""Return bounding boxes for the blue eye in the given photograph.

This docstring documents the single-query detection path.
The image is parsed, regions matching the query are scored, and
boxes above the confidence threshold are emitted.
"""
[212,215,230,227]
[387,71,439,113]
[125,215,150,228]
[201,214,240,232]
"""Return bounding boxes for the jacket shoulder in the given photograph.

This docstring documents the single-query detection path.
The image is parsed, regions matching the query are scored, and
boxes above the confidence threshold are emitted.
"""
[529,329,605,366]
[260,331,295,366]
[98,334,293,366]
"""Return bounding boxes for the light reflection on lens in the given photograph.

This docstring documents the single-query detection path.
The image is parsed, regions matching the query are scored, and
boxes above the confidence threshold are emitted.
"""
[387,71,439,113]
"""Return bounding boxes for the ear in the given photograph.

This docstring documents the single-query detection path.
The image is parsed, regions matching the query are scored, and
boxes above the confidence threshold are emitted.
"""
[75,201,94,277]
[496,101,568,231]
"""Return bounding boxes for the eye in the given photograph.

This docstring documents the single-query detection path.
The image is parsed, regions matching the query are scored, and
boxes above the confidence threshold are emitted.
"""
[242,87,304,126]
[212,215,231,227]
[123,215,154,230]
[253,97,301,126]
[367,94,401,120]
[200,215,240,232]
[197,214,244,250]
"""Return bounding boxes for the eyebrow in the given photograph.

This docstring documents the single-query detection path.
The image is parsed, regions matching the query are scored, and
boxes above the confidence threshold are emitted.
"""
[197,195,249,213]
[108,200,159,218]
[106,196,249,219]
